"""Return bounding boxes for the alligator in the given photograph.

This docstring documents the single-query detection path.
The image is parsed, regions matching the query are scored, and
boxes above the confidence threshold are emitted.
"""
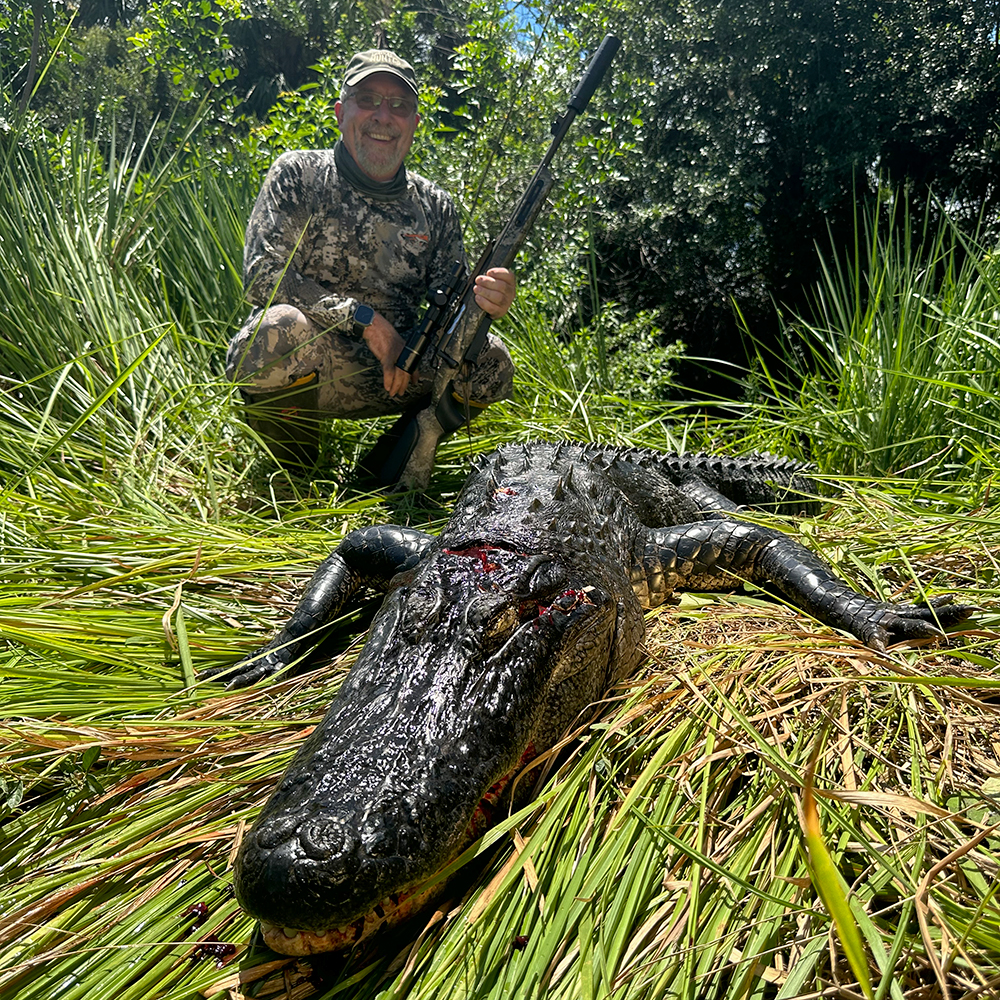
[217,442,973,957]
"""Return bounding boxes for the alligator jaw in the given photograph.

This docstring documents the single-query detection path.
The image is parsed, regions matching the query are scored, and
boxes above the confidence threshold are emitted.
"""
[259,882,442,956]
[254,742,538,956]
[260,921,343,957]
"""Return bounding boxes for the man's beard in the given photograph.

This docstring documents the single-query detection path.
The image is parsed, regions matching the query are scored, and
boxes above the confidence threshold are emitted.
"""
[353,125,404,180]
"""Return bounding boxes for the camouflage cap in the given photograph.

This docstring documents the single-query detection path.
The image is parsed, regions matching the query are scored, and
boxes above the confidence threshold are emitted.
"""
[343,49,418,96]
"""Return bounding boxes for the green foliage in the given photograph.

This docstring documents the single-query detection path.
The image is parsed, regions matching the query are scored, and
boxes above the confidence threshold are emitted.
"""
[583,0,1000,384]
[5,0,998,387]
[593,306,684,400]
[741,201,1000,480]
[246,54,343,158]
[2,13,1000,997]
[62,23,158,137]
[0,114,252,498]
[0,1,41,101]
[127,0,247,99]
[0,0,77,128]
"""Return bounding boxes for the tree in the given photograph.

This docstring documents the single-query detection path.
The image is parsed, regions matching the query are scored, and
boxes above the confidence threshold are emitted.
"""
[9,0,68,114]
[588,0,1000,389]
[76,0,150,26]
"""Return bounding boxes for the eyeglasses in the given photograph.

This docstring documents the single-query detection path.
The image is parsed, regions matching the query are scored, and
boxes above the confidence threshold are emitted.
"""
[348,92,417,117]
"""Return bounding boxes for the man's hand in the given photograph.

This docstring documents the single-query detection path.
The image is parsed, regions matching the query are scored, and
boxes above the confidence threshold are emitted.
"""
[362,312,413,397]
[474,267,517,318]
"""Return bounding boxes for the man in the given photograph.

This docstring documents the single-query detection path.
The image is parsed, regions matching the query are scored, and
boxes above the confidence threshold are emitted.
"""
[225,48,517,483]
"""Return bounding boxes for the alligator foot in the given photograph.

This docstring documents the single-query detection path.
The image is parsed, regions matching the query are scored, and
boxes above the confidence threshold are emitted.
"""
[856,594,978,652]
[202,646,292,689]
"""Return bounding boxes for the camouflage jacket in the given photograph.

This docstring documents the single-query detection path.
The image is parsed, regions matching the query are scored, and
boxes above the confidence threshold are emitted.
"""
[243,148,467,335]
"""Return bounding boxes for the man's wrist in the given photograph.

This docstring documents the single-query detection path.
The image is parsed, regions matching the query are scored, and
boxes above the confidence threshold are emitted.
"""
[350,302,376,338]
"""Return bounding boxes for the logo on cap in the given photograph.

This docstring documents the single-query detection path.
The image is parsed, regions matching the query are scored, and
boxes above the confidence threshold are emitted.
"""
[343,49,419,96]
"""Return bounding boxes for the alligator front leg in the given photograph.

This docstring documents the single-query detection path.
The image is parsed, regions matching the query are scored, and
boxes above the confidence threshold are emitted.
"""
[208,525,435,688]
[633,519,976,650]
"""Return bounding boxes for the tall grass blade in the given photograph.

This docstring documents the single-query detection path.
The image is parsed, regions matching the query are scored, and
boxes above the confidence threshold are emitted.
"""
[802,775,875,999]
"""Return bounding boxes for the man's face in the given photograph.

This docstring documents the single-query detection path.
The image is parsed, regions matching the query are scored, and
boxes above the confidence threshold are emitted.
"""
[336,73,420,182]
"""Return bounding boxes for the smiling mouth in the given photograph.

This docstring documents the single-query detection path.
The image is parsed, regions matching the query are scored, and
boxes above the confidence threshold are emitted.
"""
[363,130,397,143]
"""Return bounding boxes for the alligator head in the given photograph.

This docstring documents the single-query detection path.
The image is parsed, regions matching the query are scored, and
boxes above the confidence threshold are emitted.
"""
[234,541,627,955]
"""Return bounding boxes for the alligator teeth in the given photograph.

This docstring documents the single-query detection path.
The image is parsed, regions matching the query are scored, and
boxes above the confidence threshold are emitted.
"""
[262,920,307,941]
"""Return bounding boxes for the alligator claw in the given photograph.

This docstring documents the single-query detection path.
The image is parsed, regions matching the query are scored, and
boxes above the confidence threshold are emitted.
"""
[921,594,981,624]
[203,648,289,689]
[865,595,978,651]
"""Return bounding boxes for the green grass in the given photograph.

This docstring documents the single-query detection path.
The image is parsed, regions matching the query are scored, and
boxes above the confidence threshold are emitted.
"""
[3,543,999,1000]
[2,120,1000,1000]
[739,199,1000,481]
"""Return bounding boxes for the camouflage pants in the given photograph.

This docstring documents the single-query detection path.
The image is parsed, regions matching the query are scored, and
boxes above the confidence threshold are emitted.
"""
[225,304,514,417]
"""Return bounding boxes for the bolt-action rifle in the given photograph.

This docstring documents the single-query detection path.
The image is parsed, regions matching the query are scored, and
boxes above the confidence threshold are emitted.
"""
[359,34,622,489]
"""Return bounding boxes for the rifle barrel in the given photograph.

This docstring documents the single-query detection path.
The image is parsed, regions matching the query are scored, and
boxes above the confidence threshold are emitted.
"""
[568,35,622,115]
[397,34,622,381]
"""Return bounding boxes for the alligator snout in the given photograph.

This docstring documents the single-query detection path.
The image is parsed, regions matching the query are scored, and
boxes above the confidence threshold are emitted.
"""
[234,541,624,953]
[238,801,425,932]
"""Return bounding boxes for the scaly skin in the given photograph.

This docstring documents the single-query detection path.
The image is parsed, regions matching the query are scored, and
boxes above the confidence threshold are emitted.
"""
[213,443,975,954]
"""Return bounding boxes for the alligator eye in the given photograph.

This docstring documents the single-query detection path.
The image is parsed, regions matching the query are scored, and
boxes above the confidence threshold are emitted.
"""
[479,606,519,657]
[518,600,541,622]
[485,607,518,638]
[399,585,444,641]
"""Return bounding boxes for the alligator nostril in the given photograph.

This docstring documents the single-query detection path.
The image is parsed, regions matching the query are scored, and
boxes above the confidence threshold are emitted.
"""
[298,817,355,861]
[255,811,302,850]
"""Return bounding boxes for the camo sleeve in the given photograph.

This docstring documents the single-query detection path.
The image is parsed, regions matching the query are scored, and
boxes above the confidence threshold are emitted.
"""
[428,190,468,291]
[243,151,354,332]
